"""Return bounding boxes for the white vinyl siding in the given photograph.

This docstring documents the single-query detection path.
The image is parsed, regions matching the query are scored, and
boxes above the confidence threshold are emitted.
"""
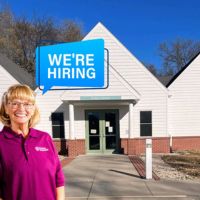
[0,65,20,129]
[0,65,19,96]
[168,55,200,136]
[35,90,69,138]
[85,24,168,137]
[36,23,168,139]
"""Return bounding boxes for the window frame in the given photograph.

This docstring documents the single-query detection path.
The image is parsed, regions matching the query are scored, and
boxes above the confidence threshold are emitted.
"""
[140,111,152,137]
[51,112,65,138]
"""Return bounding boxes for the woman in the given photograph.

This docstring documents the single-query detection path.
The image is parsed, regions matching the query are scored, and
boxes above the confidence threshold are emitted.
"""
[0,84,65,200]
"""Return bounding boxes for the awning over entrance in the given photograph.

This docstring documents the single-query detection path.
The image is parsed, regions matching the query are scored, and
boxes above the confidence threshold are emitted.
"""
[63,98,139,142]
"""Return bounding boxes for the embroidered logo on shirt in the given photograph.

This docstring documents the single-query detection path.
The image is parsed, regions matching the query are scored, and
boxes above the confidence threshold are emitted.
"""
[35,146,49,152]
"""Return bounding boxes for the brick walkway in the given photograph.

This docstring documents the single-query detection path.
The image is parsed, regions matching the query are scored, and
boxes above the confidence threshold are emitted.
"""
[129,155,160,180]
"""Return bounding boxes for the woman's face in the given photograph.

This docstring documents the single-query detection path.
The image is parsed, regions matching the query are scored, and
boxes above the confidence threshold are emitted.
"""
[5,99,35,127]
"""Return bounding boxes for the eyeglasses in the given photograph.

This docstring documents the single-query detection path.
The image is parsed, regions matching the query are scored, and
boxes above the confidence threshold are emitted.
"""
[8,101,34,110]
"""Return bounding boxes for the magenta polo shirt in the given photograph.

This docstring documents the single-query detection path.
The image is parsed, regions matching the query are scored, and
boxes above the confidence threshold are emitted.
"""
[0,126,65,200]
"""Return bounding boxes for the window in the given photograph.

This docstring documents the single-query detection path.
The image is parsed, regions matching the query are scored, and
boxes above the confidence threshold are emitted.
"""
[51,112,64,138]
[140,111,152,136]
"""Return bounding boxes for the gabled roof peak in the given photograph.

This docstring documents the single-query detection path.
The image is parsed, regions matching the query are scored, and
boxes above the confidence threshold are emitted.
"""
[84,22,168,94]
[85,22,110,37]
[166,51,200,87]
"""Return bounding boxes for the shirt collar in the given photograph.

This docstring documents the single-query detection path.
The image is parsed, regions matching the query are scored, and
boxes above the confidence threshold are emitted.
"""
[2,126,39,139]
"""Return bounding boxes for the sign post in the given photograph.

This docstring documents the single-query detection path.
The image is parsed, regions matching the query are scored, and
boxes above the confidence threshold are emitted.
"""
[145,138,152,179]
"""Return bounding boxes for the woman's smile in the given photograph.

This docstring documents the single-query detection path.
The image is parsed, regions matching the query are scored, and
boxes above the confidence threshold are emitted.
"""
[5,99,35,127]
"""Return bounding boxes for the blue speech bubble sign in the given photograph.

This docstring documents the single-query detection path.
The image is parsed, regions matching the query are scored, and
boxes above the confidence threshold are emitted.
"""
[36,39,104,94]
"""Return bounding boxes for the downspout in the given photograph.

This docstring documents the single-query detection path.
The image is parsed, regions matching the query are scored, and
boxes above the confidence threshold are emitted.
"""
[167,93,173,153]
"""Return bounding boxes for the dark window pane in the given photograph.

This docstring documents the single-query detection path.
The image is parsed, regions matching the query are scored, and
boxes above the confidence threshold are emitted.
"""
[89,113,99,136]
[140,111,152,123]
[106,136,116,149]
[105,112,116,136]
[140,124,152,136]
[51,113,64,125]
[89,136,100,150]
[52,125,64,138]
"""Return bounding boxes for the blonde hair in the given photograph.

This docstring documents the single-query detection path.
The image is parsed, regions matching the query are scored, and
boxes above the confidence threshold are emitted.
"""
[0,84,40,127]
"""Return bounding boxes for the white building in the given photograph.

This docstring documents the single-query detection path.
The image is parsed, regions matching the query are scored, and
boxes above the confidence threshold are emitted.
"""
[167,53,200,151]
[1,22,200,156]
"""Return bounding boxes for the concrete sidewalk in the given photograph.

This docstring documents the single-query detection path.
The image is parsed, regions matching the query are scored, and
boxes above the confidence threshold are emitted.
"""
[63,155,200,200]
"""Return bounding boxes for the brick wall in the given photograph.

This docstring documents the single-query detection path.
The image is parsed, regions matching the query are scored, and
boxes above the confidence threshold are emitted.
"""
[121,137,170,155]
[53,136,200,157]
[53,139,85,157]
[172,136,200,152]
[67,139,85,157]
[54,139,68,155]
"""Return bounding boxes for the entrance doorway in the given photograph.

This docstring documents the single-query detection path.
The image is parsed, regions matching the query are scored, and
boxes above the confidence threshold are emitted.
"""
[85,110,119,154]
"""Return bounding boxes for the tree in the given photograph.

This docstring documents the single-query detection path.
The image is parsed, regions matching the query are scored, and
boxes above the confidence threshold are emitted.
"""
[0,7,16,59]
[145,63,159,77]
[159,39,200,76]
[13,17,59,73]
[58,20,83,42]
[0,8,83,74]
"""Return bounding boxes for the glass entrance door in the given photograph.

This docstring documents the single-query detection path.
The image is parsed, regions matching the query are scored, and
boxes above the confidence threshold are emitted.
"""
[88,111,101,151]
[104,112,117,150]
[86,110,119,154]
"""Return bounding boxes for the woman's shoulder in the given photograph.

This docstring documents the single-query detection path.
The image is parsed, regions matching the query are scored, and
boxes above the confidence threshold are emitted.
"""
[0,126,10,139]
[30,128,52,140]
[0,129,4,139]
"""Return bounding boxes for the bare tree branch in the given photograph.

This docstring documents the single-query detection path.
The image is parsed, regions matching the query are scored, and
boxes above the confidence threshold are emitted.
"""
[0,8,84,75]
[159,39,200,76]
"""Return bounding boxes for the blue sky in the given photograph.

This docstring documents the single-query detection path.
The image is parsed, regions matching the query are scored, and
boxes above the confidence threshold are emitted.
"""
[1,0,200,70]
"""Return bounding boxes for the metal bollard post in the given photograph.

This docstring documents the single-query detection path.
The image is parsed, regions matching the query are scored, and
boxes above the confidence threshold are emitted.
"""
[145,138,152,179]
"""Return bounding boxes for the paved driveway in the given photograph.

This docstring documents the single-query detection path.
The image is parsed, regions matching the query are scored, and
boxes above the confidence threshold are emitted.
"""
[63,155,200,200]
